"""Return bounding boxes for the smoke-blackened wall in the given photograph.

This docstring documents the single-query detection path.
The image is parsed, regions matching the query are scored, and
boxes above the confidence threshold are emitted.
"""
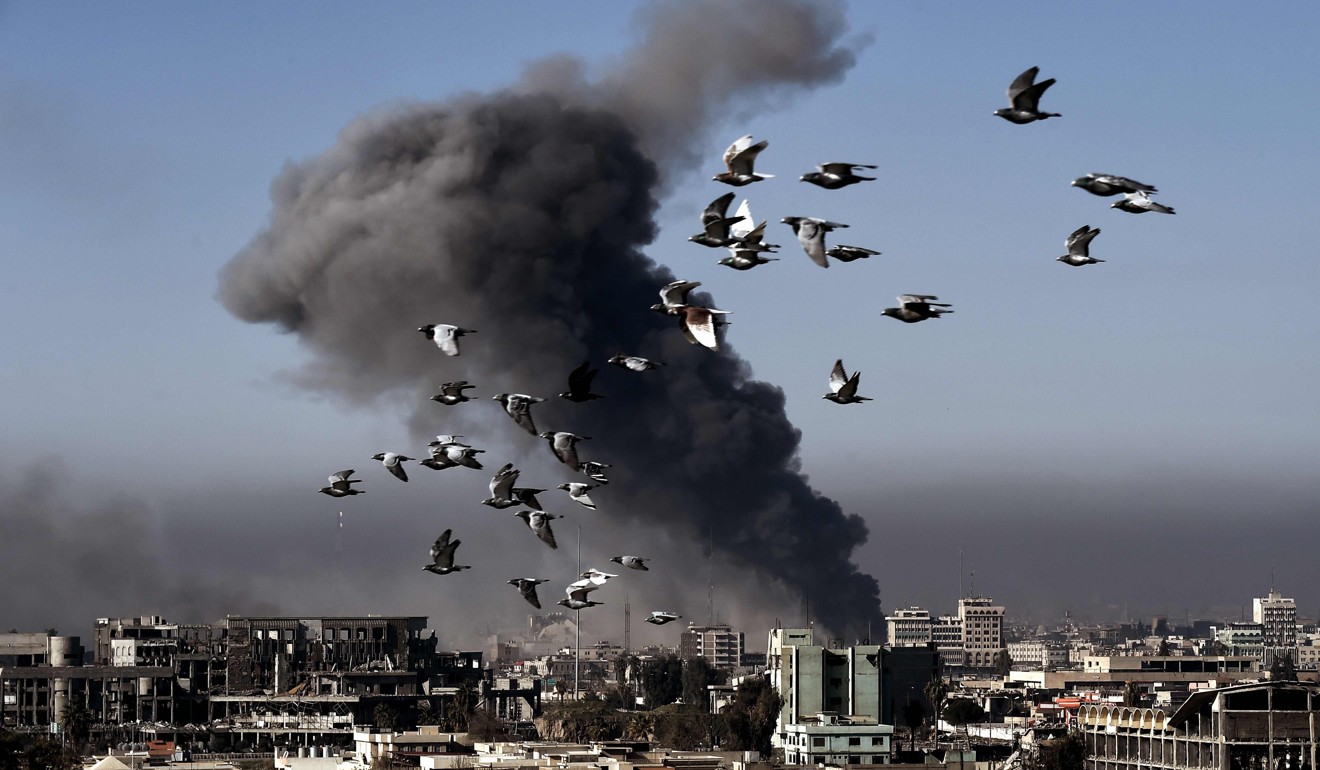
[218,0,880,637]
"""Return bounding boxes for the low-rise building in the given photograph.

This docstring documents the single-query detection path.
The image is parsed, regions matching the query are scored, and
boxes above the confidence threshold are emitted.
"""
[781,712,892,766]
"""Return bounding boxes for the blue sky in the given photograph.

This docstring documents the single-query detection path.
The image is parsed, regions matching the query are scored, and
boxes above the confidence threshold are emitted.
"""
[2,1,1318,641]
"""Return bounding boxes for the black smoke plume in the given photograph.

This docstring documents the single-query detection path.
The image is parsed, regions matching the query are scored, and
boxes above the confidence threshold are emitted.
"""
[219,0,879,637]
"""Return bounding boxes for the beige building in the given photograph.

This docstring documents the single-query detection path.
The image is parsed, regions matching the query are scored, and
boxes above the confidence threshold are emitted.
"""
[958,597,1005,669]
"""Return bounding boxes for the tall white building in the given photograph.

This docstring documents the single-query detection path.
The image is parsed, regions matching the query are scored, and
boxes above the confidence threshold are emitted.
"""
[886,608,933,647]
[1253,588,1299,655]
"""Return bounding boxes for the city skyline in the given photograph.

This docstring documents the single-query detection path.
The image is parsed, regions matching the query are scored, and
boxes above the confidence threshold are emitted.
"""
[3,1,1319,642]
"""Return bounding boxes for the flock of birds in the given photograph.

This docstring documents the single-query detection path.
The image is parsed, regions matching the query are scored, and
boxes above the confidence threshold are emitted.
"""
[311,65,1176,636]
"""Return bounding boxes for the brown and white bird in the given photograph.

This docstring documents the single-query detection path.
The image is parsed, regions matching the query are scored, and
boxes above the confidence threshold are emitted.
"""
[881,294,954,323]
[423,529,469,575]
[824,359,872,404]
[417,324,475,356]
[318,469,364,497]
[994,66,1061,124]
[800,162,877,189]
[492,393,544,435]
[1058,225,1104,266]
[713,134,773,186]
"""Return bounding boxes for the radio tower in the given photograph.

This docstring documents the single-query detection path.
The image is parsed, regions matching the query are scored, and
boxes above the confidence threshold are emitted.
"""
[624,595,631,654]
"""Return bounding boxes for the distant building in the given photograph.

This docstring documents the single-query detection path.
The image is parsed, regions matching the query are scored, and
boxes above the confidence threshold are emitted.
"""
[781,712,892,766]
[679,624,744,670]
[1253,588,1299,664]
[931,616,963,669]
[1212,622,1265,660]
[886,608,932,648]
[958,597,1005,670]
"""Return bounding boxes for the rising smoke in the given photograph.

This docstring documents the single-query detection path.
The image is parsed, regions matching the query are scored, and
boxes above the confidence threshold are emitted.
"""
[218,0,880,637]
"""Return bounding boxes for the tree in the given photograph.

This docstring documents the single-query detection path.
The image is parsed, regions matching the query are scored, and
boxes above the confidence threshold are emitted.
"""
[23,737,79,770]
[721,676,782,756]
[1155,638,1170,656]
[942,698,985,726]
[994,650,1013,677]
[373,702,398,731]
[639,654,684,709]
[1122,681,1142,708]
[682,656,727,709]
[1270,651,1299,682]
[59,692,92,750]
[923,677,948,736]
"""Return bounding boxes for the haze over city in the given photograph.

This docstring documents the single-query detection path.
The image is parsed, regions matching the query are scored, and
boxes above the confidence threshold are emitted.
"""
[2,0,1318,646]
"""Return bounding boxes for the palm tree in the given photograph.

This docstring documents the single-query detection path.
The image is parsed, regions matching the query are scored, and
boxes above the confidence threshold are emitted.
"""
[923,676,948,740]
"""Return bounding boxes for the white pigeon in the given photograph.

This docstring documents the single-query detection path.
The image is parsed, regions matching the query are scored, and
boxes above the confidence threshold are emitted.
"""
[609,555,649,571]
[823,359,871,404]
[568,568,618,594]
[508,578,548,609]
[713,134,772,186]
[557,482,597,509]
[371,452,413,482]
[782,216,849,268]
[645,611,681,626]
[558,586,603,610]
[1111,191,1176,215]
[417,324,475,356]
[608,355,662,372]
[423,529,470,575]
[1058,225,1104,266]
[492,393,544,435]
[539,431,589,470]
[515,509,560,549]
[420,444,484,470]
[318,469,364,498]
[581,461,611,485]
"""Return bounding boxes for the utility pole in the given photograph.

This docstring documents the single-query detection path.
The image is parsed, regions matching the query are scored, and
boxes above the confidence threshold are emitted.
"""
[575,526,581,702]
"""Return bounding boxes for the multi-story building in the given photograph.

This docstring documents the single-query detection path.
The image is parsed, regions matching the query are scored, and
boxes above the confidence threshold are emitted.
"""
[1005,641,1070,671]
[678,624,743,670]
[781,712,892,766]
[931,616,963,669]
[1253,588,1298,664]
[958,597,1005,670]
[885,608,932,648]
[1212,622,1265,660]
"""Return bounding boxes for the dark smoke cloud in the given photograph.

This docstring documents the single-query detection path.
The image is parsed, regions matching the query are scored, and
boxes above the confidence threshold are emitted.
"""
[0,463,276,633]
[218,0,877,637]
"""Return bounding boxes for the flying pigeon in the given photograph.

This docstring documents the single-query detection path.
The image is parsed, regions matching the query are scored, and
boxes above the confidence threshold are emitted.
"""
[558,586,603,611]
[881,294,954,323]
[512,486,547,510]
[783,216,849,268]
[824,359,872,404]
[1111,191,1176,215]
[728,200,779,252]
[492,393,544,435]
[689,192,746,247]
[423,529,470,575]
[652,279,704,314]
[508,578,548,609]
[559,361,603,403]
[666,304,730,350]
[539,431,589,470]
[826,245,880,263]
[1058,225,1104,266]
[569,568,618,593]
[417,324,475,356]
[800,162,878,189]
[420,444,484,471]
[610,555,649,571]
[318,469,364,498]
[482,463,522,508]
[557,482,597,509]
[516,510,560,549]
[645,611,681,626]
[720,249,779,271]
[1071,173,1157,197]
[429,434,470,449]
[431,381,475,405]
[580,461,611,485]
[371,452,413,482]
[608,354,662,372]
[994,67,1061,124]
[713,134,772,186]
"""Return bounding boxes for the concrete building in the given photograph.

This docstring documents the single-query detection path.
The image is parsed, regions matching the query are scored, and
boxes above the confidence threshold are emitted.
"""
[886,609,932,648]
[781,712,892,766]
[1253,588,1299,663]
[932,616,963,669]
[679,625,744,670]
[1212,622,1265,660]
[958,597,1005,670]
[1078,681,1320,770]
[1005,641,1070,671]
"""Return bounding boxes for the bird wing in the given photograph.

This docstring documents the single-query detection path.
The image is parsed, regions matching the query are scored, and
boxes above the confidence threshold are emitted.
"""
[508,400,538,435]
[798,220,829,268]
[899,294,939,305]
[1101,175,1156,193]
[553,434,583,470]
[726,137,768,176]
[829,359,848,393]
[1006,66,1040,103]
[533,513,558,548]
[701,192,737,225]
[489,464,518,498]
[1067,226,1100,255]
[567,586,591,603]
[729,200,754,239]
[1012,77,1055,112]
[519,581,543,609]
[838,372,862,400]
[431,530,456,566]
[435,325,460,356]
[821,162,875,175]
[329,469,356,486]
[387,460,409,483]
[567,361,597,394]
[682,308,722,350]
[514,488,545,509]
[659,280,701,307]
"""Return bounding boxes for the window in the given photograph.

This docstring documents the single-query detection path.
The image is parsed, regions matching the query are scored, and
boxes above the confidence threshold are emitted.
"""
[813,737,825,747]
[848,738,860,746]
[847,758,860,765]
